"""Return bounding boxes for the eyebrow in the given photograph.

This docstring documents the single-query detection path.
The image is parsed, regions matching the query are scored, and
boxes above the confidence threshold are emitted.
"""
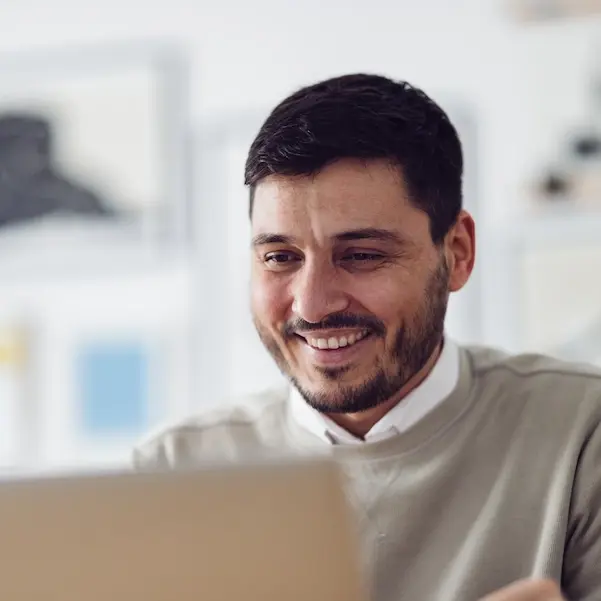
[334,228,407,245]
[251,228,409,248]
[251,233,294,247]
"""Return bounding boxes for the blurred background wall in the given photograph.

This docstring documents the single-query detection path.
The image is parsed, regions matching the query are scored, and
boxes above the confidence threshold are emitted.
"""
[1,0,601,471]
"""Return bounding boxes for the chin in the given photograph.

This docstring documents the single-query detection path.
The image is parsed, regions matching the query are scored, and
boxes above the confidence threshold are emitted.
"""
[296,389,349,413]
[293,373,356,400]
[295,386,380,415]
[296,366,352,387]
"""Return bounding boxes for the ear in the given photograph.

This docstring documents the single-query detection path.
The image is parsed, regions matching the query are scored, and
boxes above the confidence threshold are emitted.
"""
[444,210,476,293]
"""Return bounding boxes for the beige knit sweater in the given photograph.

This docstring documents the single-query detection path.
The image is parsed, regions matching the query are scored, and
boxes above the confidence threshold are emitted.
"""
[134,346,601,601]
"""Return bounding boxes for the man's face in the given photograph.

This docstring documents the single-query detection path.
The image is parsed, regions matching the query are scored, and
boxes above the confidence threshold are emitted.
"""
[250,159,474,414]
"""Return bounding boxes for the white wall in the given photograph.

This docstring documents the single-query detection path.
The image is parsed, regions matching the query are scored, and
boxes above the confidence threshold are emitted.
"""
[0,0,595,218]
[0,0,597,200]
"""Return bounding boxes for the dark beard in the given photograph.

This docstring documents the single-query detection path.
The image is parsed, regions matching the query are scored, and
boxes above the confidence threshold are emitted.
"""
[254,256,450,414]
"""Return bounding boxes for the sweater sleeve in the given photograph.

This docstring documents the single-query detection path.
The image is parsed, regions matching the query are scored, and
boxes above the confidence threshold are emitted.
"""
[131,440,167,470]
[562,417,601,601]
[131,429,178,471]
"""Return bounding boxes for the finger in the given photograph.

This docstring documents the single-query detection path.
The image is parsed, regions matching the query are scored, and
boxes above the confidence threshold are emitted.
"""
[479,578,564,600]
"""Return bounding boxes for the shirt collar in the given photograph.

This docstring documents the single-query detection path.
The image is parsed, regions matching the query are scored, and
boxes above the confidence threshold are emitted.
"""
[289,337,460,445]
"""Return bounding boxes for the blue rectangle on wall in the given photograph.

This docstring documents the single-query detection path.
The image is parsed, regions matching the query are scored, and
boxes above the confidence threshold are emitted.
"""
[77,341,150,437]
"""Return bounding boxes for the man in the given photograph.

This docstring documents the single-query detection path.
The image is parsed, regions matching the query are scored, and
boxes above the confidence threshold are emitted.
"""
[134,74,599,600]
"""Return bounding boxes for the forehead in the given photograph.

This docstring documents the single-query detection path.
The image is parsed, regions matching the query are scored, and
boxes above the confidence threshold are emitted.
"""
[250,159,429,241]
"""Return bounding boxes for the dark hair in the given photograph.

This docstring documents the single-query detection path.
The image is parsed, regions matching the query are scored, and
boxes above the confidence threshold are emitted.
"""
[245,73,463,243]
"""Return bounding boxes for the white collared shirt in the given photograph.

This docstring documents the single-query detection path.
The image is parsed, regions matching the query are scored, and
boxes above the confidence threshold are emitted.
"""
[289,338,460,444]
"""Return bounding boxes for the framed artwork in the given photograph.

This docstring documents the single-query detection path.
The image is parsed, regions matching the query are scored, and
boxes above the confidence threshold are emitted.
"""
[483,200,601,360]
[521,244,601,362]
[36,328,190,470]
[29,269,196,470]
[0,41,190,277]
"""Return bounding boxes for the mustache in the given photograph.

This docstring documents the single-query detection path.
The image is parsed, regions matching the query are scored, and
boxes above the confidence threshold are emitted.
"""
[282,312,386,338]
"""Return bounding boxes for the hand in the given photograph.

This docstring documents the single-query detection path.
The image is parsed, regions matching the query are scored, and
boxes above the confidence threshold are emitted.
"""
[479,579,565,600]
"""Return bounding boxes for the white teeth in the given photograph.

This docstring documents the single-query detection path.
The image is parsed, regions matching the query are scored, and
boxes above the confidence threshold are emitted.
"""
[308,331,368,350]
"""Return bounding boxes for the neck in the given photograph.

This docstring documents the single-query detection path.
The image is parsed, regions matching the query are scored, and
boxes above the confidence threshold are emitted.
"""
[326,341,444,439]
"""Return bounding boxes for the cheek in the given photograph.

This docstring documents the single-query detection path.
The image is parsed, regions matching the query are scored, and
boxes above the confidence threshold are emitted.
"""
[350,273,427,334]
[251,274,290,328]
[351,276,413,318]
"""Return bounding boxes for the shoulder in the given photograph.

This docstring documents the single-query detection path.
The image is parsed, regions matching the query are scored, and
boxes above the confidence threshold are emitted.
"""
[466,344,601,384]
[464,344,601,415]
[132,387,291,469]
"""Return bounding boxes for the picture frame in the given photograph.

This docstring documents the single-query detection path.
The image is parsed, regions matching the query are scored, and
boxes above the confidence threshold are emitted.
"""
[492,210,601,362]
[0,40,191,278]
[36,311,194,470]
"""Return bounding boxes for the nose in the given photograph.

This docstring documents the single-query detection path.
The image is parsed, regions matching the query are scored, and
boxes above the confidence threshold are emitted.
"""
[291,260,350,324]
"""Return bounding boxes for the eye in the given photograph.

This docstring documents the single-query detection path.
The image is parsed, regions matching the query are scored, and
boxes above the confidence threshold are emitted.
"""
[342,252,384,262]
[264,251,302,268]
[338,251,388,271]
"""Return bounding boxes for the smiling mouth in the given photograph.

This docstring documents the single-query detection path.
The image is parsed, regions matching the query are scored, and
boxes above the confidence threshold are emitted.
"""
[296,330,370,350]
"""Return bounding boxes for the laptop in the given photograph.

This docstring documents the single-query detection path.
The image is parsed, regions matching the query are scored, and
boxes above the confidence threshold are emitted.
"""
[0,457,366,601]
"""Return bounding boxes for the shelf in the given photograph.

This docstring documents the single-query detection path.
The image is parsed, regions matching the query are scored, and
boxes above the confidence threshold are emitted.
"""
[509,0,601,22]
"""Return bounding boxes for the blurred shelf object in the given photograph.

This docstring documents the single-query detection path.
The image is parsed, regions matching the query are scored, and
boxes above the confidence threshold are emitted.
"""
[509,0,601,22]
